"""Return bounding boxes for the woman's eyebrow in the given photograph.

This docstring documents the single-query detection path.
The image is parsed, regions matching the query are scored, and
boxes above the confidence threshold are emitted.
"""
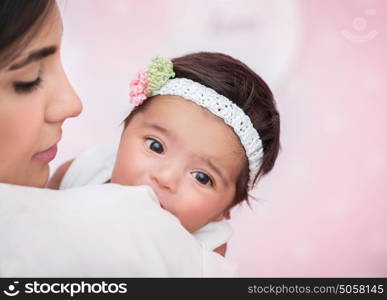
[7,46,57,71]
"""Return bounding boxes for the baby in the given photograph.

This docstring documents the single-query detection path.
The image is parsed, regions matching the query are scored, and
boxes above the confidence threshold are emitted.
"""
[49,52,280,255]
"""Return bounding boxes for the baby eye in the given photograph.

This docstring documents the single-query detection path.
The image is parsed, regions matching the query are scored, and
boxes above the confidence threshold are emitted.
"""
[191,171,213,186]
[145,137,164,154]
[13,77,42,94]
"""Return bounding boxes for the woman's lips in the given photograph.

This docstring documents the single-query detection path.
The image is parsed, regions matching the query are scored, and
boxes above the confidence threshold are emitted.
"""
[33,144,58,163]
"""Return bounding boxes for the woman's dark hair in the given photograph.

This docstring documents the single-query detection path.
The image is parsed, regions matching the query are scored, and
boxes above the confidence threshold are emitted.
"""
[0,0,55,69]
[124,52,281,208]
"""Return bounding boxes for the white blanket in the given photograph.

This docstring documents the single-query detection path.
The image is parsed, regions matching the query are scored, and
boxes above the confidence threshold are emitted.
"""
[60,144,233,251]
[0,183,236,277]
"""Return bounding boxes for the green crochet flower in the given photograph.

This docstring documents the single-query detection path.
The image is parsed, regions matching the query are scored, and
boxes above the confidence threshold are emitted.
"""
[146,56,175,93]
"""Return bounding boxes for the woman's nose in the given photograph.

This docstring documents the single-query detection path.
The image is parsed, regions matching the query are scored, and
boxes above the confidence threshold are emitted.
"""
[151,163,180,193]
[45,65,83,123]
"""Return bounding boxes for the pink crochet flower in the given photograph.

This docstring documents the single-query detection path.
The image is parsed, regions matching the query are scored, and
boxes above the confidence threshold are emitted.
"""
[129,71,148,106]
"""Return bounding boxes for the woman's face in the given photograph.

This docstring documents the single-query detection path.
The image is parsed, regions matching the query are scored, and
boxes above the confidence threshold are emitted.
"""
[0,6,82,187]
[112,96,246,233]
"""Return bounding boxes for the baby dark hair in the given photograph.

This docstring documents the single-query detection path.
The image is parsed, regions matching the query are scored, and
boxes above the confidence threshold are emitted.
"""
[124,52,280,208]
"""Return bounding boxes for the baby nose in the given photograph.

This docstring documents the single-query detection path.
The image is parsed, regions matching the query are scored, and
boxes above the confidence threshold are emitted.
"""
[151,164,180,193]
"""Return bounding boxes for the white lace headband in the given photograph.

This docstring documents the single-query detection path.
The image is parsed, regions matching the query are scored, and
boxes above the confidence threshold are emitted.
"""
[129,57,263,189]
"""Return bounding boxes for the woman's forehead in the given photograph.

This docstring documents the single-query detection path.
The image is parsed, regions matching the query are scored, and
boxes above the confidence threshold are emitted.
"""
[27,5,62,50]
[9,5,61,65]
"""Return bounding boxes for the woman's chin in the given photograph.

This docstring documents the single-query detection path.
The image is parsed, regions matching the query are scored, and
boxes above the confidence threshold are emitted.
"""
[25,165,50,188]
[0,174,48,188]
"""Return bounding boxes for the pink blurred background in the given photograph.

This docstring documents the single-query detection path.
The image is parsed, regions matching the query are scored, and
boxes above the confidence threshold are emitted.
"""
[55,0,387,277]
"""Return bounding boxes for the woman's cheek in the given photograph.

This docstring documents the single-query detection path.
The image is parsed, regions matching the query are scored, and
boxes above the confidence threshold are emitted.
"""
[0,102,43,185]
[0,105,40,159]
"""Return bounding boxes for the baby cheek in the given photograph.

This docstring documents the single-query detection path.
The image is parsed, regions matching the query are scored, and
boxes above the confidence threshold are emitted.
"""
[112,145,147,185]
[177,191,215,231]
[112,158,135,185]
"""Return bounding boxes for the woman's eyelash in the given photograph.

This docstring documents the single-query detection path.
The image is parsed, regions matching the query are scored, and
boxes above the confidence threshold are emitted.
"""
[13,77,42,94]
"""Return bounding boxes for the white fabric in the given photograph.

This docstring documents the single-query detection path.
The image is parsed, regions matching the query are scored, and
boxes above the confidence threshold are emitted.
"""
[0,183,236,277]
[60,144,117,189]
[152,77,264,189]
[60,144,233,251]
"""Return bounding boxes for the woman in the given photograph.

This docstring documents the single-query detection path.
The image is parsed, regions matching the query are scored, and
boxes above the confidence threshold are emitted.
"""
[0,0,82,186]
[0,1,234,276]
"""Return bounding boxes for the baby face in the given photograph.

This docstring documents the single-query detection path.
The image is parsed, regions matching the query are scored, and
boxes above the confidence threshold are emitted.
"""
[111,95,245,232]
